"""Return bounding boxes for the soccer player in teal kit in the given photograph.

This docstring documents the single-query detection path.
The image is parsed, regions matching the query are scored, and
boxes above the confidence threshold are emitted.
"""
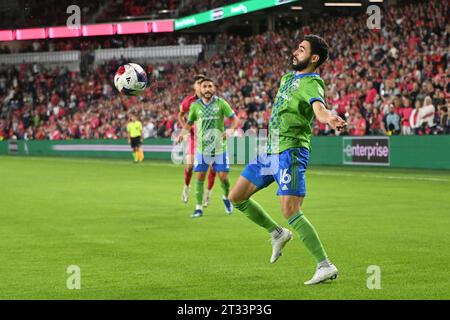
[229,35,346,285]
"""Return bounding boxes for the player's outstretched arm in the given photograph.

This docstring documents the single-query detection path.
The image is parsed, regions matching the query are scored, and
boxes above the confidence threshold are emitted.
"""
[312,101,346,132]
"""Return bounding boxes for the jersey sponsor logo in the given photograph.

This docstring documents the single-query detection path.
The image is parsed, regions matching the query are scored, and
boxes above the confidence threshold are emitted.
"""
[200,116,219,120]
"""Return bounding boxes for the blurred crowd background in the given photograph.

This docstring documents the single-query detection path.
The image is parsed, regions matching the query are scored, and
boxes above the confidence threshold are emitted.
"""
[0,0,448,141]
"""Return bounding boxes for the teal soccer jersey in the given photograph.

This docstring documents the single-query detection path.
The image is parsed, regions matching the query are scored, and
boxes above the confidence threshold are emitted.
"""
[188,96,235,155]
[267,72,326,154]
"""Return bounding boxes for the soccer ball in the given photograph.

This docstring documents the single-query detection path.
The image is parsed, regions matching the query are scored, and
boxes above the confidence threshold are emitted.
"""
[114,63,148,96]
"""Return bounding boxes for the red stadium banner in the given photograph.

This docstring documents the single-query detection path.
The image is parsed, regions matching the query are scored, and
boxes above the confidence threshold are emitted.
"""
[0,20,174,41]
[0,30,14,41]
[82,24,116,37]
[116,21,150,35]
[48,26,82,39]
[152,20,174,32]
[16,28,47,40]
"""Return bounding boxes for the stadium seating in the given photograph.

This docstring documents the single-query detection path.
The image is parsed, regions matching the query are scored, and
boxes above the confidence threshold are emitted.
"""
[0,0,240,29]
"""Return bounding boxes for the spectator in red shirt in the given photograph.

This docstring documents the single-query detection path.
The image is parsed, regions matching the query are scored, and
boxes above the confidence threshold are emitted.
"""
[365,81,378,105]
[398,97,414,135]
[353,113,367,136]
[369,108,384,135]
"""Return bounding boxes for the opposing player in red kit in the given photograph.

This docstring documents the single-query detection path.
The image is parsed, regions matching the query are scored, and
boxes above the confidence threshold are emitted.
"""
[178,74,217,206]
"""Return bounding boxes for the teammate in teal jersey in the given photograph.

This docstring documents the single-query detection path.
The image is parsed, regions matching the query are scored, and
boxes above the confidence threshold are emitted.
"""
[229,35,346,285]
[177,78,240,218]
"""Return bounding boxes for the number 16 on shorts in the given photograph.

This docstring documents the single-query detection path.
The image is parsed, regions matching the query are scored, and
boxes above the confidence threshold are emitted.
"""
[280,169,291,191]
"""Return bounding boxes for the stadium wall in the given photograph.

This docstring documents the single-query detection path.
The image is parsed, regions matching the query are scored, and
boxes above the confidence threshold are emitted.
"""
[1,136,450,169]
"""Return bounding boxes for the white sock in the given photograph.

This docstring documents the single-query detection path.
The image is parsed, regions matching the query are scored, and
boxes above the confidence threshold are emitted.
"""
[318,258,332,268]
[196,204,203,210]
[270,226,284,239]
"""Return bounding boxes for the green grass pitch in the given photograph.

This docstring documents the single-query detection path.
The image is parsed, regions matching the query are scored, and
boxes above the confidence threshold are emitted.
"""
[0,155,449,300]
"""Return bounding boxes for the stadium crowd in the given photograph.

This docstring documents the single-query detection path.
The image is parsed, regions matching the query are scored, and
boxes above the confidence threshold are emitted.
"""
[0,0,103,30]
[0,0,240,30]
[0,0,448,141]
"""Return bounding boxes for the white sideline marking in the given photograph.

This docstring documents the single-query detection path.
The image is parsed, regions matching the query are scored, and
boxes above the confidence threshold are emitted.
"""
[18,157,179,167]
[308,171,449,182]
[2,157,448,182]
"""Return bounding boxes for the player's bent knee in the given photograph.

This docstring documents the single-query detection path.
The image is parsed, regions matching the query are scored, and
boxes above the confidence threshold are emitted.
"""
[281,207,299,219]
[281,195,303,208]
[280,200,302,218]
[229,190,247,205]
[228,190,238,203]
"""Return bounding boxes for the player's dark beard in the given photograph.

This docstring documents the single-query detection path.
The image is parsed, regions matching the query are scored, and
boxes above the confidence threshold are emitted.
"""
[291,56,311,71]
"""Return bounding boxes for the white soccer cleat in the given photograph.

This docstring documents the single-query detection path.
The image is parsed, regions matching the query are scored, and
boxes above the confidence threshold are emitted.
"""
[203,190,211,207]
[270,228,293,263]
[304,264,338,285]
[181,186,189,203]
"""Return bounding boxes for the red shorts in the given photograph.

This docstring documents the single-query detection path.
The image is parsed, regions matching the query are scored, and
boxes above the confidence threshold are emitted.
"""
[185,134,196,156]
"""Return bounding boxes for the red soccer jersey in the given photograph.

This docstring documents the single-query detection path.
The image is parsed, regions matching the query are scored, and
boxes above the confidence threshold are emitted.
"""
[180,95,199,135]
[180,94,199,113]
[180,94,199,155]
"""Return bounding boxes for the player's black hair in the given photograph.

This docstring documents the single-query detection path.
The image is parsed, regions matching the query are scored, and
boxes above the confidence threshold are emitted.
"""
[193,74,206,83]
[303,34,329,68]
[199,77,215,84]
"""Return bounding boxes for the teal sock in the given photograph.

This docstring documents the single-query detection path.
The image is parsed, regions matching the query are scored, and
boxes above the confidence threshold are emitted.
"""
[234,199,278,232]
[195,180,204,206]
[220,179,230,198]
[288,212,328,263]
